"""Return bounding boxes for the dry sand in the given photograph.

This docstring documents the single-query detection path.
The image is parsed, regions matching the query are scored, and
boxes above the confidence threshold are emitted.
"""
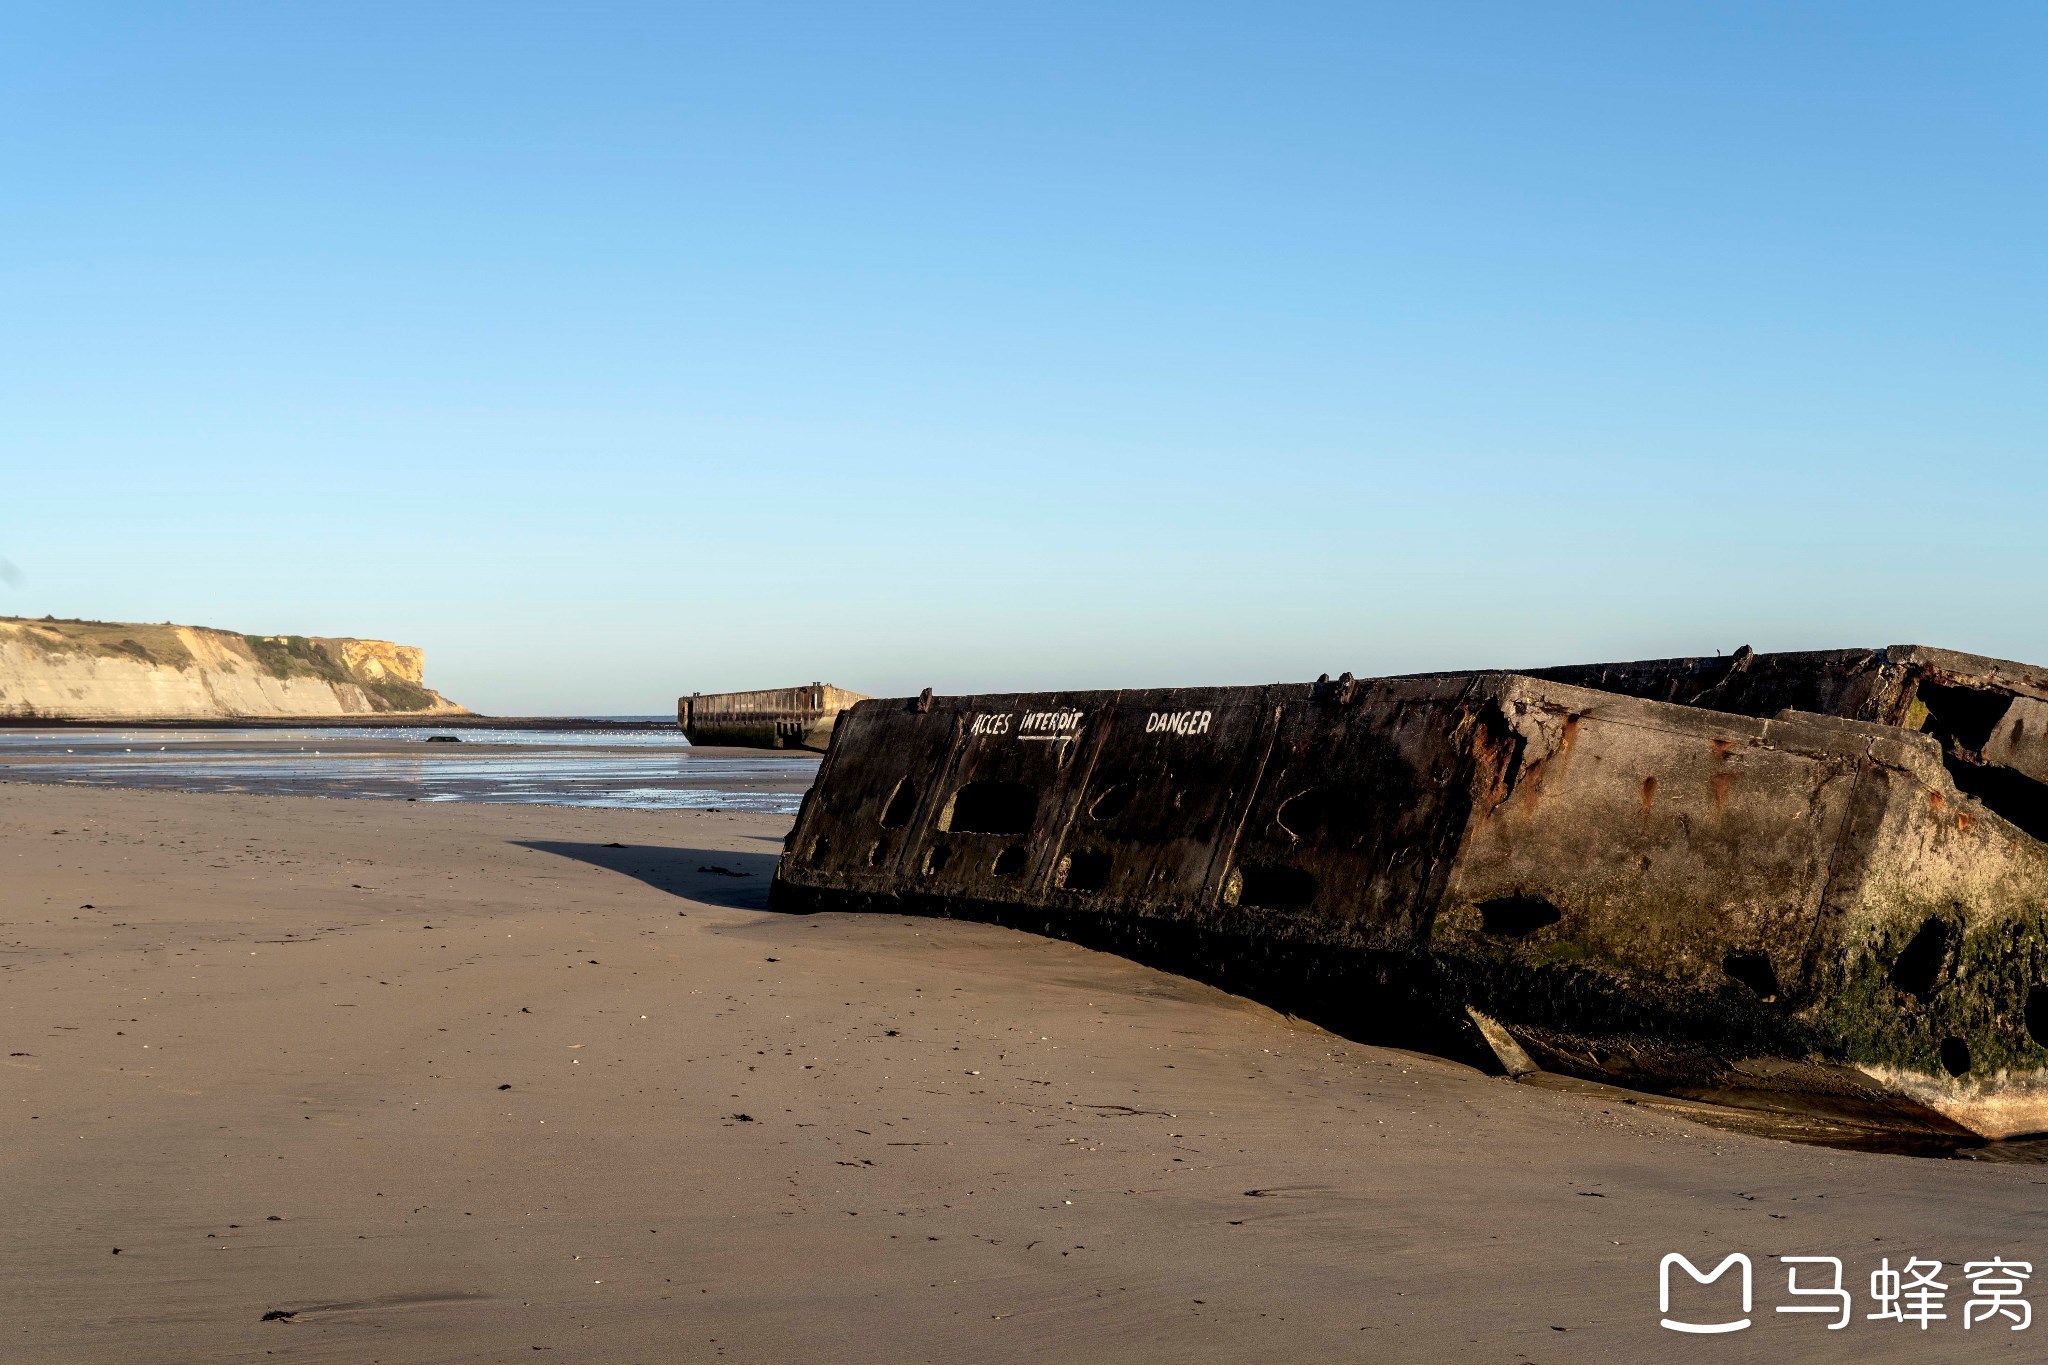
[4,781,2046,1363]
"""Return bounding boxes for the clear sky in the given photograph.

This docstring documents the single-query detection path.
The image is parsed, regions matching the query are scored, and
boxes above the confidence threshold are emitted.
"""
[3,4,2042,715]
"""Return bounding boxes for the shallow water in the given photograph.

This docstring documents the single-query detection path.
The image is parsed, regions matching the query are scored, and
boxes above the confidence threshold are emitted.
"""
[0,725,818,812]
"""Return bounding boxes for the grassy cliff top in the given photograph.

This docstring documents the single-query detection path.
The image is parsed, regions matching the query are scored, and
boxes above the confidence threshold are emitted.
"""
[0,616,200,669]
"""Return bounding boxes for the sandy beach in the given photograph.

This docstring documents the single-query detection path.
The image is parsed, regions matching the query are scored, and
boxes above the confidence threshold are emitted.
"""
[6,781,2047,1363]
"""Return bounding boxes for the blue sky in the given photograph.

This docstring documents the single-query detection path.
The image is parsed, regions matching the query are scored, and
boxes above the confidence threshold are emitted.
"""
[3,4,2042,714]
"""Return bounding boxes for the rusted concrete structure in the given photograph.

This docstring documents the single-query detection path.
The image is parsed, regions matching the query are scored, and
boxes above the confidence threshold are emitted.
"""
[679,683,868,751]
[1526,645,2048,841]
[772,656,2048,1139]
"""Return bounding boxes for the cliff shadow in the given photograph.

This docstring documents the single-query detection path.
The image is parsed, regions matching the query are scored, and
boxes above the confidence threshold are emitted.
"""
[515,840,782,911]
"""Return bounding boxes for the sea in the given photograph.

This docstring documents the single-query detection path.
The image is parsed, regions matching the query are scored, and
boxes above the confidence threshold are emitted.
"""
[0,719,818,813]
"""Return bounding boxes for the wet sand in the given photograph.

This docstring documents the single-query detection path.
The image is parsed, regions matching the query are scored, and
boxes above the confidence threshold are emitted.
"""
[5,781,2046,1363]
[0,731,816,812]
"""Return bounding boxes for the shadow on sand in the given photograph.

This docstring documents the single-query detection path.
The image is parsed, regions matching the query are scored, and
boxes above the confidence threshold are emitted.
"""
[515,840,783,911]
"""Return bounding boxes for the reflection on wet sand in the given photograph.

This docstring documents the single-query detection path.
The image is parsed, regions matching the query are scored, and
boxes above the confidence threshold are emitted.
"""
[0,725,817,811]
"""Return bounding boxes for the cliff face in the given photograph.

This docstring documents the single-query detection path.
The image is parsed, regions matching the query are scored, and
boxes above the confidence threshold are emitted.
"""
[0,618,468,720]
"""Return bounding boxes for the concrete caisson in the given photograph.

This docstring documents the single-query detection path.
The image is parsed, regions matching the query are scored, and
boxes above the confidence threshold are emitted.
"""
[772,663,2048,1138]
[678,683,869,751]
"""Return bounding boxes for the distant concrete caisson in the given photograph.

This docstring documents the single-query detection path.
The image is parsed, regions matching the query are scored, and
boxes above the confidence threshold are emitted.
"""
[774,647,2048,1140]
[678,683,868,752]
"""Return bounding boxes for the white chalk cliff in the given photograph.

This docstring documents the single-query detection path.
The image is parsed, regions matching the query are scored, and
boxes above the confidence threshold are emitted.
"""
[0,618,468,720]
